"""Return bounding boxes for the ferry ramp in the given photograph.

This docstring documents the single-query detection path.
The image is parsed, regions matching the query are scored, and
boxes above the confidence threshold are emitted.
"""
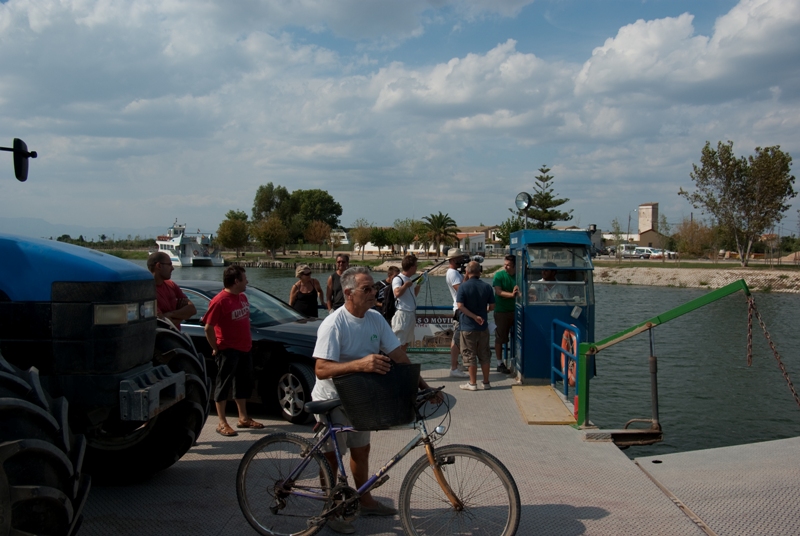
[80,367,725,535]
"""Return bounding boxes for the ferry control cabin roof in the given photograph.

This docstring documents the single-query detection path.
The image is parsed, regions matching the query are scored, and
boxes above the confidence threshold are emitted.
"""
[509,229,595,272]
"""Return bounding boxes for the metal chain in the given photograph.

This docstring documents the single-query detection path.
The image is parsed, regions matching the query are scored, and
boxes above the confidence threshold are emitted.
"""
[746,296,800,408]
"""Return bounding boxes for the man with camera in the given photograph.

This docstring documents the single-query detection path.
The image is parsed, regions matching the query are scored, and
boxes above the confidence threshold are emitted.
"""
[445,249,469,378]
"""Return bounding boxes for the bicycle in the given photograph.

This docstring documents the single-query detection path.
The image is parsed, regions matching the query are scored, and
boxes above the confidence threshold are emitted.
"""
[236,386,521,536]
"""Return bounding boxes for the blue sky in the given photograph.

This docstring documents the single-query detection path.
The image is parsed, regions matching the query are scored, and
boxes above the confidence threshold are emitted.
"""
[1,0,798,239]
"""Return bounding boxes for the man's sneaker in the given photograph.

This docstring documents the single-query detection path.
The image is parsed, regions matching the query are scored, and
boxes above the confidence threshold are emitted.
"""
[496,363,511,374]
[360,501,398,517]
[327,516,355,534]
[459,382,478,391]
[449,368,469,378]
[483,382,492,390]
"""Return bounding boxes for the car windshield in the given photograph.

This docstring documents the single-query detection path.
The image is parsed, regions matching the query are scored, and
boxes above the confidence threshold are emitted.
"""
[182,285,305,328]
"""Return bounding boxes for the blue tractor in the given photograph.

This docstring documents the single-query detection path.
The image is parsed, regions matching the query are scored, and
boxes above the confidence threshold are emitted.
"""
[0,140,209,535]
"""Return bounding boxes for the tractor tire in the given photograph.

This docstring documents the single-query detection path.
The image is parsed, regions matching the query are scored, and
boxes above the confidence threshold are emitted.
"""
[0,352,90,536]
[83,320,209,483]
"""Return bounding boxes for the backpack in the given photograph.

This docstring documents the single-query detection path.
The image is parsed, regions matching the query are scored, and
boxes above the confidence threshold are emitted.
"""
[381,276,401,324]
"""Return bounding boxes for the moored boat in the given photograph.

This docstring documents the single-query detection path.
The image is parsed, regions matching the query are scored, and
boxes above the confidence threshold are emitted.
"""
[155,220,224,267]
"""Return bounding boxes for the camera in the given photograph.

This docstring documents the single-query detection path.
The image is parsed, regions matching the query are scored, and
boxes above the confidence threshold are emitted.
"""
[457,254,484,275]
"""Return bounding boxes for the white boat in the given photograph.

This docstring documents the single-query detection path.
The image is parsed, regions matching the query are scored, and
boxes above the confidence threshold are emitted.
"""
[155,220,224,267]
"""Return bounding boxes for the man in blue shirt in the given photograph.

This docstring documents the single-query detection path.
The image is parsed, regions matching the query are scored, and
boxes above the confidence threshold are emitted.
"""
[456,261,495,391]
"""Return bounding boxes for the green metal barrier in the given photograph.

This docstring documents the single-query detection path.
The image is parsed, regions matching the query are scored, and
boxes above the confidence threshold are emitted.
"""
[575,279,751,428]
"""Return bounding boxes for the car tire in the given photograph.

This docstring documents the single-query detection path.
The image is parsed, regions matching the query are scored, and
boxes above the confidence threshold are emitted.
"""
[275,362,315,425]
[83,321,209,483]
[0,352,90,536]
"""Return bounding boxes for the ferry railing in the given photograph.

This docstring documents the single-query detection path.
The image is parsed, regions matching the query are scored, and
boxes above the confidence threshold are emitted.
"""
[575,279,751,447]
[550,319,579,399]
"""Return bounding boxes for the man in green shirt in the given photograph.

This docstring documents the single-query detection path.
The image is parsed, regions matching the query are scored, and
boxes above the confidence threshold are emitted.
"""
[492,255,519,374]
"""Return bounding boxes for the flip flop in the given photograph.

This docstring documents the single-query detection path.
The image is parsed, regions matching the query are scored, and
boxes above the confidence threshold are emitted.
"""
[216,423,238,437]
[236,419,265,429]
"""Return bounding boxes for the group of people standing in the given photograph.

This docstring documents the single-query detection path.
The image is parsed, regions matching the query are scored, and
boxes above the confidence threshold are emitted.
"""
[445,249,519,392]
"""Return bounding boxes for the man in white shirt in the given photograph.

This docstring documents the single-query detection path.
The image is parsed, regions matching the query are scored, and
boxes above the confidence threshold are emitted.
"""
[312,266,435,533]
[445,249,469,378]
[391,255,422,352]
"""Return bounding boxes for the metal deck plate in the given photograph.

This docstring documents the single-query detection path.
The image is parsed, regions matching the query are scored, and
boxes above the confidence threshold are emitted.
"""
[512,384,577,424]
[636,437,800,536]
[79,367,707,535]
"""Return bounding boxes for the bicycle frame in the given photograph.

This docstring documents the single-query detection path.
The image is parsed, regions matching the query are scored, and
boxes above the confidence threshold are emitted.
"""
[277,399,463,517]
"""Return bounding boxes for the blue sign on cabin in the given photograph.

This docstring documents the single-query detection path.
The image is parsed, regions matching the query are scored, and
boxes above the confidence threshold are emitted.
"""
[509,230,596,381]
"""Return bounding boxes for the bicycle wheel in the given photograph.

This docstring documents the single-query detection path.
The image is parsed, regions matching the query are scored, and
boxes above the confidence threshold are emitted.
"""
[237,432,334,536]
[399,444,521,536]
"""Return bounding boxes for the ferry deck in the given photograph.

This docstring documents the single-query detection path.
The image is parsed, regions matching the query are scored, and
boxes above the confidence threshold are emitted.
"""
[80,367,800,535]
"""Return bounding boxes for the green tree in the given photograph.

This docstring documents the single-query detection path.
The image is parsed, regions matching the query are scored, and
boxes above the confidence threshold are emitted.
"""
[422,212,460,259]
[291,189,343,229]
[411,220,431,253]
[304,220,331,255]
[252,214,289,260]
[610,217,623,263]
[370,227,393,256]
[252,182,292,222]
[523,165,573,229]
[216,218,249,256]
[392,218,418,255]
[225,209,249,222]
[495,215,524,247]
[350,218,373,260]
[679,141,796,266]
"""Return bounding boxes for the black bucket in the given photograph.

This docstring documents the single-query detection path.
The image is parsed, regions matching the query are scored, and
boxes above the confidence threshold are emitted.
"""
[333,363,420,430]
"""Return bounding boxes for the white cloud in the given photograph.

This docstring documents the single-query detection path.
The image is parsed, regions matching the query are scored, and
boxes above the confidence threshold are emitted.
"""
[0,0,798,236]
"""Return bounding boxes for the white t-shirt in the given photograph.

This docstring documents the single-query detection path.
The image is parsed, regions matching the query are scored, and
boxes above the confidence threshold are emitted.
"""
[392,273,416,312]
[311,307,401,401]
[446,268,463,312]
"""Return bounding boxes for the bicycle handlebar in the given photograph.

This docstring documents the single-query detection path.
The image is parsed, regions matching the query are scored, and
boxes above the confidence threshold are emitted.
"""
[416,386,445,408]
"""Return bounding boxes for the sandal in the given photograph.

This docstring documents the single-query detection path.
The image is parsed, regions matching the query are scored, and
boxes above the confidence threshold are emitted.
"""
[236,419,265,429]
[216,423,238,437]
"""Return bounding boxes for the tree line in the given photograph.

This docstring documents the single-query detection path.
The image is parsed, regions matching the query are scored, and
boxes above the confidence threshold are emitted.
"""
[214,182,464,260]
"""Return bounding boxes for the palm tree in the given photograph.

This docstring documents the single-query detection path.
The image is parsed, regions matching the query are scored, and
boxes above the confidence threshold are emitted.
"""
[422,212,460,259]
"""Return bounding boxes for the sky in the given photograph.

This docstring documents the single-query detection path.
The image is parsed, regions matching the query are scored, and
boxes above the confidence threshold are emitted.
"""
[1,0,799,239]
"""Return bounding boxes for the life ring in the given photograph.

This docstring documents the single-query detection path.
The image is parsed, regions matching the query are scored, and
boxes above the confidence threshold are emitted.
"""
[560,329,577,387]
[193,250,199,255]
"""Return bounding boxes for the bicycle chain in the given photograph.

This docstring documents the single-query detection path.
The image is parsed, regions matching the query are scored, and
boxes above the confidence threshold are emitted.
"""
[747,296,800,408]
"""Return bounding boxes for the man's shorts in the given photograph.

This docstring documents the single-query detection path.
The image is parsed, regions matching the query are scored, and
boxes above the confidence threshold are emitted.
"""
[392,310,416,345]
[451,313,461,348]
[316,406,371,454]
[213,348,254,402]
[460,330,491,367]
[494,311,514,345]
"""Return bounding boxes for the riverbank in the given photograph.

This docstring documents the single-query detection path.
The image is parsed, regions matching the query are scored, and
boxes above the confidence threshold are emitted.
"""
[593,266,800,293]
[373,260,800,293]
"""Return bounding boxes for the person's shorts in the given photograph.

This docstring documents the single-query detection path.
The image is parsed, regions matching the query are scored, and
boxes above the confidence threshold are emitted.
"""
[213,348,254,402]
[451,313,461,348]
[392,310,416,345]
[460,330,491,367]
[494,311,514,345]
[316,406,371,454]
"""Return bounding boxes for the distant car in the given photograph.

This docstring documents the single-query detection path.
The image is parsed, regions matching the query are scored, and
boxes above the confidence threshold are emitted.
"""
[634,246,658,259]
[178,280,320,424]
[648,248,665,259]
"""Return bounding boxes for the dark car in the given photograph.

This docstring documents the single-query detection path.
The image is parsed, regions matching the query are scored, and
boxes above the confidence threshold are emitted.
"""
[178,280,320,424]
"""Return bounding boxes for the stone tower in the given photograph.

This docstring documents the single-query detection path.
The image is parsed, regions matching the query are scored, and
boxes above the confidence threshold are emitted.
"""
[638,203,658,233]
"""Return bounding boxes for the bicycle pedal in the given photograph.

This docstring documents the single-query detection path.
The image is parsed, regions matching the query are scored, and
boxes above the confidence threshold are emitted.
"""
[307,516,325,528]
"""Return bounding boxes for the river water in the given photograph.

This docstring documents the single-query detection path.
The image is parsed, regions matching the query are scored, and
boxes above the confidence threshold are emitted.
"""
[144,262,800,458]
